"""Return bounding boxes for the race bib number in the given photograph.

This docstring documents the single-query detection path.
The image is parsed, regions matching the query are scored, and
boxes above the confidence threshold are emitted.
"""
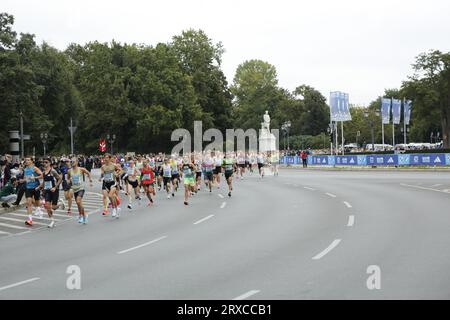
[72,175,81,185]
[143,174,151,180]
[225,164,233,171]
[205,166,212,173]
[184,168,192,176]
[164,169,171,176]
[44,181,53,190]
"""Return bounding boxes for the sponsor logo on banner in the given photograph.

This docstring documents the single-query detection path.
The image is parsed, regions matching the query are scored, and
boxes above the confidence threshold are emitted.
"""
[410,154,445,166]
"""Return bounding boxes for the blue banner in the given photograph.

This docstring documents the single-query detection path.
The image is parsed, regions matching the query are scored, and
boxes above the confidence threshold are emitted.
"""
[404,100,412,125]
[410,154,445,166]
[381,98,391,124]
[330,91,351,122]
[312,156,329,165]
[335,155,358,165]
[392,99,401,124]
[367,155,398,166]
[282,153,449,166]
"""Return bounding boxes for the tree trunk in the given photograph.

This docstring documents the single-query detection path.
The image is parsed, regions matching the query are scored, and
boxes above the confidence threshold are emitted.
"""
[443,102,450,149]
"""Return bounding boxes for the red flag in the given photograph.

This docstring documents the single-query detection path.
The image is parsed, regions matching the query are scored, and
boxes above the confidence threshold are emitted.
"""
[99,139,106,152]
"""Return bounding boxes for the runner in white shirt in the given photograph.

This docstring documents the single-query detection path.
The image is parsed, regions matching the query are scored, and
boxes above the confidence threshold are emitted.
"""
[213,152,223,188]
[125,160,141,209]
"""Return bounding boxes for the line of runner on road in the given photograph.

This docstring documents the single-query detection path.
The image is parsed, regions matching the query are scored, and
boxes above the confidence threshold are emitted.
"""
[17,150,280,228]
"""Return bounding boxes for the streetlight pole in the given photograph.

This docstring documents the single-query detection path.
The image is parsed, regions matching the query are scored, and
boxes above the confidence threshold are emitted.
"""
[284,121,291,152]
[68,118,77,155]
[107,133,116,154]
[364,109,380,152]
[20,110,24,159]
[40,132,48,157]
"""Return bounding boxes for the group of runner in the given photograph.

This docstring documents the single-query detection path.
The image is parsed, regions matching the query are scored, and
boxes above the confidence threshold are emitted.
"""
[20,151,279,228]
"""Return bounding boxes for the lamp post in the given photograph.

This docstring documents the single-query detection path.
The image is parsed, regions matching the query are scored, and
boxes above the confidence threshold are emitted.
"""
[364,109,380,152]
[283,121,291,152]
[106,133,116,154]
[281,123,286,153]
[40,132,48,157]
[400,126,410,146]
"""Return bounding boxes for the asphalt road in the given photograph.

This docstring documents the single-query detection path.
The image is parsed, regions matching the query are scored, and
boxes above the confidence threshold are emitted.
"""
[1,168,450,299]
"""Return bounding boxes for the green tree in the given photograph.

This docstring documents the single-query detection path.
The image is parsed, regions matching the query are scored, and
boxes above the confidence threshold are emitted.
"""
[171,29,232,132]
[401,50,449,146]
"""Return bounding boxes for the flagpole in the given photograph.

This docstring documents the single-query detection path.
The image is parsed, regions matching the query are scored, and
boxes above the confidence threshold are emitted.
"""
[403,98,407,145]
[341,121,344,155]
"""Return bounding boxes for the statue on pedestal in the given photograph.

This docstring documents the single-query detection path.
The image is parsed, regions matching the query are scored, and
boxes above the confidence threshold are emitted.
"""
[259,110,276,152]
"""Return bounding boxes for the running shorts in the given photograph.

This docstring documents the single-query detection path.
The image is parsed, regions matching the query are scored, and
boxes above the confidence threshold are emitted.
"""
[44,190,59,205]
[128,180,139,188]
[204,172,213,181]
[224,170,233,180]
[163,177,171,186]
[25,188,40,201]
[183,176,196,186]
[102,181,116,191]
[74,189,85,199]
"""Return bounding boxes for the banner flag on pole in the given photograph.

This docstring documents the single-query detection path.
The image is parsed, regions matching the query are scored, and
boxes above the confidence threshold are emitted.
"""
[404,100,412,125]
[381,98,391,124]
[392,98,401,124]
[330,91,351,122]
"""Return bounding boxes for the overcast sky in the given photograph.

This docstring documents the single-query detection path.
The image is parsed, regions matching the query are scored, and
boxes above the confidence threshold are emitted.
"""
[3,0,450,105]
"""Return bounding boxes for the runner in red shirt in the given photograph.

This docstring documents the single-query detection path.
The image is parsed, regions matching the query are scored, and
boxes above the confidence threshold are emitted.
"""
[140,159,155,206]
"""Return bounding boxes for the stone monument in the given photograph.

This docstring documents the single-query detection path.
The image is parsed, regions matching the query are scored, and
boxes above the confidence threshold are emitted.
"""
[259,110,277,152]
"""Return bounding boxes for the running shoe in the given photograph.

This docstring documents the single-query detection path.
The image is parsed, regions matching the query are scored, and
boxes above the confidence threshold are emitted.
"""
[228,192,231,197]
[102,209,109,216]
[112,209,117,218]
[25,219,33,226]
[78,216,83,223]
[83,216,88,224]
[127,204,132,209]
[48,220,55,228]
[184,201,188,206]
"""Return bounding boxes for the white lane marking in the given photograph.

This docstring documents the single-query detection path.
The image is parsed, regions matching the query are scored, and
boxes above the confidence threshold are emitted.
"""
[312,239,341,260]
[218,194,224,199]
[347,215,355,227]
[442,189,450,193]
[16,209,71,218]
[325,193,337,198]
[431,184,443,187]
[304,187,316,191]
[293,184,299,187]
[0,230,11,235]
[0,222,29,230]
[233,290,260,300]
[117,236,167,254]
[193,214,214,225]
[0,216,48,226]
[220,202,227,209]
[400,183,450,194]
[6,212,67,222]
[343,201,352,208]
[0,278,40,292]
